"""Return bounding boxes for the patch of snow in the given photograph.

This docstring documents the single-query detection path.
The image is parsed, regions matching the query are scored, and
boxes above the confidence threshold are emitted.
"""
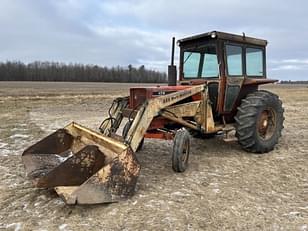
[301,224,307,231]
[9,134,29,139]
[6,223,22,231]
[55,152,73,163]
[171,191,187,197]
[11,127,27,132]
[22,203,28,210]
[283,211,301,217]
[208,172,221,177]
[53,198,65,206]
[289,211,301,216]
[108,208,118,216]
[209,182,219,186]
[213,188,221,193]
[34,202,41,207]
[59,224,68,230]
[0,142,8,149]
[0,148,11,156]
[132,200,137,205]
[275,156,285,160]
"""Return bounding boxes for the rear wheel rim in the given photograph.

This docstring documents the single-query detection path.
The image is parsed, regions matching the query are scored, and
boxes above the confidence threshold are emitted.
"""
[257,108,276,140]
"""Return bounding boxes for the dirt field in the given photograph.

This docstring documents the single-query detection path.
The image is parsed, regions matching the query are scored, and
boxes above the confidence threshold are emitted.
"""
[0,81,307,231]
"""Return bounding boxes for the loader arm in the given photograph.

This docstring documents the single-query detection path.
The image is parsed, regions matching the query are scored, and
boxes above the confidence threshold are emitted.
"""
[125,84,205,152]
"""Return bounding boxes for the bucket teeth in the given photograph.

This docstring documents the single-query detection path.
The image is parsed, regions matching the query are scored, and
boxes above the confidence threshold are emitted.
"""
[22,122,140,205]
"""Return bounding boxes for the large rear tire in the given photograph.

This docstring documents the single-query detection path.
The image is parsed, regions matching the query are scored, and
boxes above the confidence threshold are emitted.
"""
[235,90,284,153]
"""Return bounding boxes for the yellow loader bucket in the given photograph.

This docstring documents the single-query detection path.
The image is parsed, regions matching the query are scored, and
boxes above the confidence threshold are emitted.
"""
[22,122,140,205]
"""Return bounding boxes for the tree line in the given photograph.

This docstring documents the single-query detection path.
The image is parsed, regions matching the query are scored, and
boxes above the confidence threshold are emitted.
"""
[280,80,308,84]
[0,61,167,83]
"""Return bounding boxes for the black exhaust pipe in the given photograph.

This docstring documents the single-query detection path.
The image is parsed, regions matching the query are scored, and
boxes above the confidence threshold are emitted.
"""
[168,37,177,86]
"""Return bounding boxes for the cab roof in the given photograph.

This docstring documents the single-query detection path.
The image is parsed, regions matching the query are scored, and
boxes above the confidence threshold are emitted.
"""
[177,31,268,47]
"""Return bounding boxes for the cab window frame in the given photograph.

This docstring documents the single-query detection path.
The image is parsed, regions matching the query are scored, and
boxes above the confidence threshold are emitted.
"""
[224,43,244,77]
[180,40,220,80]
[224,42,266,78]
[245,45,266,78]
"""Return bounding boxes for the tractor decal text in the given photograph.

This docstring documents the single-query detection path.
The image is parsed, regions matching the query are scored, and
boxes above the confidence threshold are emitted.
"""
[160,90,192,105]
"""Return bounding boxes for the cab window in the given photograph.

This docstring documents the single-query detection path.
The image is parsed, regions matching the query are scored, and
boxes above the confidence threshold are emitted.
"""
[183,52,200,78]
[226,45,243,76]
[183,46,218,78]
[201,53,219,77]
[246,48,264,76]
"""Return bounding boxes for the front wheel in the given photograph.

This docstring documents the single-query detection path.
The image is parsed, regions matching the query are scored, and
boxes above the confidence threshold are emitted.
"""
[235,90,284,153]
[172,128,191,172]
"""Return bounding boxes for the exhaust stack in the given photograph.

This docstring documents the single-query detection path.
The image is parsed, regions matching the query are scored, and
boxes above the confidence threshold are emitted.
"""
[168,37,177,86]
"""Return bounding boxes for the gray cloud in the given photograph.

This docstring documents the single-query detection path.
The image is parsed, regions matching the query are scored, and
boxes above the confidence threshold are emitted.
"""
[0,0,307,80]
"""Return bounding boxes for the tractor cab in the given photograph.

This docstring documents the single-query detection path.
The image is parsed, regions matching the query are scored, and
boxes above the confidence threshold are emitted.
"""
[174,31,275,116]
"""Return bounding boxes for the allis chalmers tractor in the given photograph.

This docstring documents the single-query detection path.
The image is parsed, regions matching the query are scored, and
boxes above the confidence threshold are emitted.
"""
[22,31,284,204]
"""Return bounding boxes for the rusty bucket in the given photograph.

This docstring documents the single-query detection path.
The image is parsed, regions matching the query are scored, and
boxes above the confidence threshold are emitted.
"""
[22,122,140,205]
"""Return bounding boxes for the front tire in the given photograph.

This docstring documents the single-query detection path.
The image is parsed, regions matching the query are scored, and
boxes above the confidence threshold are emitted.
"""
[172,128,191,172]
[235,90,284,153]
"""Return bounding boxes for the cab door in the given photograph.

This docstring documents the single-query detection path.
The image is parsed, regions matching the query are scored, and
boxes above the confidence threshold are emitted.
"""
[223,43,245,112]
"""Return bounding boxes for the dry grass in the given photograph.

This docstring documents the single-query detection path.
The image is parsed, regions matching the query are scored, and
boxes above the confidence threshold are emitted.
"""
[0,82,307,230]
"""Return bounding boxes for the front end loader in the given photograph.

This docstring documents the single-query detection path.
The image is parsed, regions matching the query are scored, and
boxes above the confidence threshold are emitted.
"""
[22,31,284,204]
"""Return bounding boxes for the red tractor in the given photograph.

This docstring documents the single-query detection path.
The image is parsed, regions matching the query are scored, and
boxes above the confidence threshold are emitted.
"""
[22,31,284,204]
[110,31,284,170]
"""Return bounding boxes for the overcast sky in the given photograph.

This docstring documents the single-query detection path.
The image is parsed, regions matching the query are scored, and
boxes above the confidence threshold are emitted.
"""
[1,0,307,80]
